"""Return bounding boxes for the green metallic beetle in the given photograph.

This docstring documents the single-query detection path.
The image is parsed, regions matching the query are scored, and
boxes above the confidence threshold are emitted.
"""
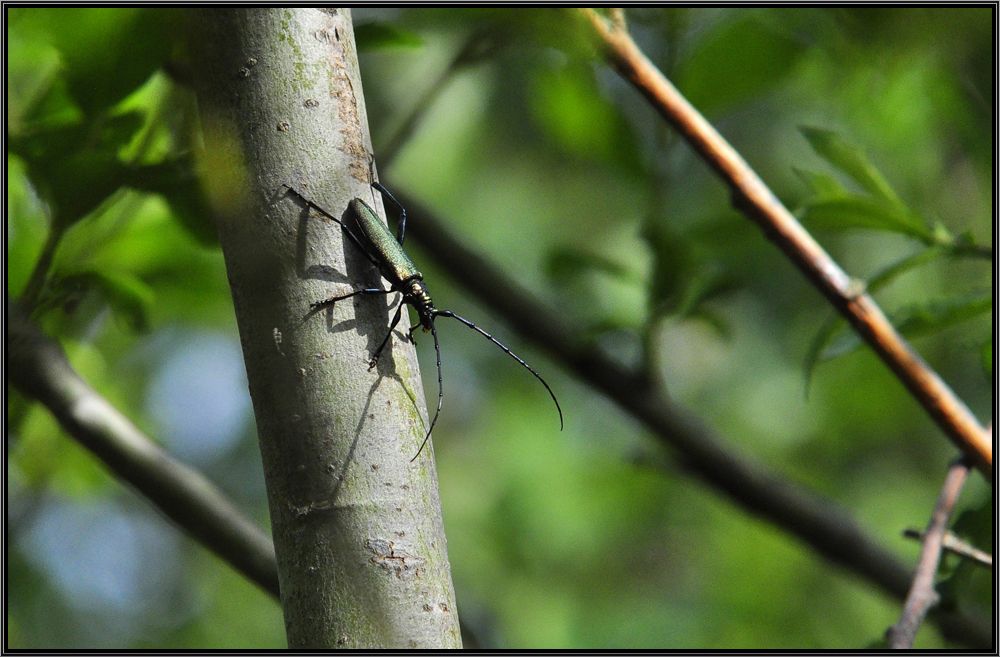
[287,181,563,460]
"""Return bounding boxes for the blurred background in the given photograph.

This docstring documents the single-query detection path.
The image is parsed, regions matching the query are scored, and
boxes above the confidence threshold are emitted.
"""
[7,7,993,648]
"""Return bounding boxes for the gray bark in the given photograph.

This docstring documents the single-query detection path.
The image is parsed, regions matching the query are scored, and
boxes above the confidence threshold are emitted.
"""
[189,8,460,648]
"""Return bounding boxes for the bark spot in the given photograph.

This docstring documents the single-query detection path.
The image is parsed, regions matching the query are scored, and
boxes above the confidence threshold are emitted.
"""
[365,538,425,579]
[273,327,284,355]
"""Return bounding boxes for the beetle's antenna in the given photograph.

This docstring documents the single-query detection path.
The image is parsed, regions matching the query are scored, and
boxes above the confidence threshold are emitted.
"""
[410,321,444,461]
[434,309,563,430]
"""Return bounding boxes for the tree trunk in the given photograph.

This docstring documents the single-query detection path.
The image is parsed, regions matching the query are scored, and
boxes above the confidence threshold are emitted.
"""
[189,8,461,648]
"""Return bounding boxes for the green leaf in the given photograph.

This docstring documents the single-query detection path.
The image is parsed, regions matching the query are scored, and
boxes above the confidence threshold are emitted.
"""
[799,126,904,206]
[792,167,848,199]
[672,267,738,321]
[48,270,155,332]
[6,19,72,131]
[545,247,638,285]
[864,246,948,291]
[981,341,992,379]
[676,14,805,114]
[818,293,991,362]
[530,62,636,165]
[122,157,218,246]
[24,8,179,115]
[800,196,934,242]
[11,111,146,228]
[641,218,691,318]
[803,312,841,396]
[685,308,733,341]
[892,294,991,338]
[950,499,992,557]
[805,246,987,385]
[354,21,424,51]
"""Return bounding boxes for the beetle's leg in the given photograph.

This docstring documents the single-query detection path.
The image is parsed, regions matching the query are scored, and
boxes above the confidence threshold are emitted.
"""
[406,323,421,345]
[368,302,405,370]
[310,287,389,310]
[372,181,408,245]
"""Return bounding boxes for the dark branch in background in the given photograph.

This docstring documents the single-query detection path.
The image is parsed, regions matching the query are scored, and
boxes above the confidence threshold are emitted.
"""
[580,9,992,477]
[887,457,973,649]
[8,299,280,599]
[903,529,992,569]
[384,190,990,647]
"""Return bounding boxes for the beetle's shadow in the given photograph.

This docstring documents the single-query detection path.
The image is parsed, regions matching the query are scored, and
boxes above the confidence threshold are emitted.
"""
[281,185,423,448]
[283,185,397,358]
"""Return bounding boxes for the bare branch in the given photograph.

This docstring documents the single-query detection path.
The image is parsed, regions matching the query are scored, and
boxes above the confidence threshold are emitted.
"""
[887,457,973,648]
[903,529,992,569]
[578,8,991,477]
[8,299,280,598]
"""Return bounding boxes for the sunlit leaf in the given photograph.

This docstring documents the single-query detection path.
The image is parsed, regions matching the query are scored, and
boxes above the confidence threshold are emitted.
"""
[123,157,218,245]
[24,8,179,115]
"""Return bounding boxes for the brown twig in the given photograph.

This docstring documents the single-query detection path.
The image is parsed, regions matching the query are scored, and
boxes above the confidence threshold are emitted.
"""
[579,8,991,477]
[903,528,992,569]
[9,299,280,599]
[887,457,973,648]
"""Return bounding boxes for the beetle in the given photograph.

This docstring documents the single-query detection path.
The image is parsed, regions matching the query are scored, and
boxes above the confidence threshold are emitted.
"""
[285,179,563,460]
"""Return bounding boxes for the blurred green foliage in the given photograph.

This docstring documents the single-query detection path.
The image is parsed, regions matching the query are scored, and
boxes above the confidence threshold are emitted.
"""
[7,7,992,648]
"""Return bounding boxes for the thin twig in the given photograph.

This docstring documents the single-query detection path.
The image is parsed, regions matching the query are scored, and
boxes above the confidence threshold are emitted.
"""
[578,8,991,477]
[389,189,990,647]
[887,457,973,649]
[8,299,280,599]
[903,529,992,569]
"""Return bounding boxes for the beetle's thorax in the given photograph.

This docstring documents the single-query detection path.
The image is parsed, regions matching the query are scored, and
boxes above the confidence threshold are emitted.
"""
[402,278,436,329]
